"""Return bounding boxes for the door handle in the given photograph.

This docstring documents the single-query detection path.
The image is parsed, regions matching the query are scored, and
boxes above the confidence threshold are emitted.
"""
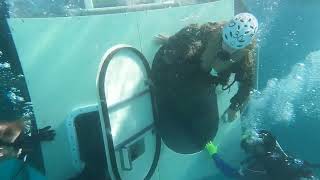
[120,147,133,171]
[119,138,146,171]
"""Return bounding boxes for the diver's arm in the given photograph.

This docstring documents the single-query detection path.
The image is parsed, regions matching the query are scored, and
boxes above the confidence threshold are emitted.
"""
[230,49,256,112]
[205,142,241,178]
[229,81,251,112]
[212,154,242,178]
[239,155,267,177]
[11,126,55,161]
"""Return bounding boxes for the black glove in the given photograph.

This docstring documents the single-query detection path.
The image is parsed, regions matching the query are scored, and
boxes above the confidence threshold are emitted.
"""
[15,126,56,149]
[11,126,55,162]
[32,126,56,142]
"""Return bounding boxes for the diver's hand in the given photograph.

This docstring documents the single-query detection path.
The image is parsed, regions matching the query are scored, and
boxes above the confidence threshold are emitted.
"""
[34,126,56,142]
[10,126,56,159]
[222,107,238,123]
[205,141,218,156]
[153,34,169,45]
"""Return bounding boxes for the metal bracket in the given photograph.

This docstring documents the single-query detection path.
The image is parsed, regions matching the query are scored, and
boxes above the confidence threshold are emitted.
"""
[119,147,133,171]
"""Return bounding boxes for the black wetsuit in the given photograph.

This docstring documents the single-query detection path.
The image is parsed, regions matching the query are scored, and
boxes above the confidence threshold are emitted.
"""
[151,22,255,152]
[241,153,315,180]
[241,131,316,180]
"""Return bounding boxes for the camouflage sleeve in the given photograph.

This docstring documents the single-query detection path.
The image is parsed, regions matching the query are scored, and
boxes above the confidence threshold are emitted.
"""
[230,49,256,111]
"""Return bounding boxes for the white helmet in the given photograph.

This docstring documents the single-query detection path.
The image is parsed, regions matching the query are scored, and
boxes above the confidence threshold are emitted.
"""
[222,13,258,50]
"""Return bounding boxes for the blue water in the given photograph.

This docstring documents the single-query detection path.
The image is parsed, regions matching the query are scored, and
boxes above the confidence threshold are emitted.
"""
[246,0,320,162]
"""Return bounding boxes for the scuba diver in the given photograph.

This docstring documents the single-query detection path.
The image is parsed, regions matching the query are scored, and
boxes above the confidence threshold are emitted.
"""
[205,130,319,180]
[240,130,319,180]
[151,13,258,151]
[0,91,56,162]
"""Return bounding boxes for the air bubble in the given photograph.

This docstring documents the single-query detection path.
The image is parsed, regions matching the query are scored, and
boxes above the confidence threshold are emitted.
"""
[7,91,25,104]
[0,62,11,69]
[241,49,320,130]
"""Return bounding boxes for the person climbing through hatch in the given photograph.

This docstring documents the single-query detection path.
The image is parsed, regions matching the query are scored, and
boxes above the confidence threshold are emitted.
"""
[150,13,258,152]
[0,91,56,163]
[204,130,320,180]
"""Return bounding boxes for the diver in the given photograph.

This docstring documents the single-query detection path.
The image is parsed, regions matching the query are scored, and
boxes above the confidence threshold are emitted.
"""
[0,91,56,162]
[239,129,319,180]
[151,13,258,150]
[205,130,319,180]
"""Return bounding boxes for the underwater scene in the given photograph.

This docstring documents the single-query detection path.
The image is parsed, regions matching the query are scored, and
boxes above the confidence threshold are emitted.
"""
[0,0,319,179]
